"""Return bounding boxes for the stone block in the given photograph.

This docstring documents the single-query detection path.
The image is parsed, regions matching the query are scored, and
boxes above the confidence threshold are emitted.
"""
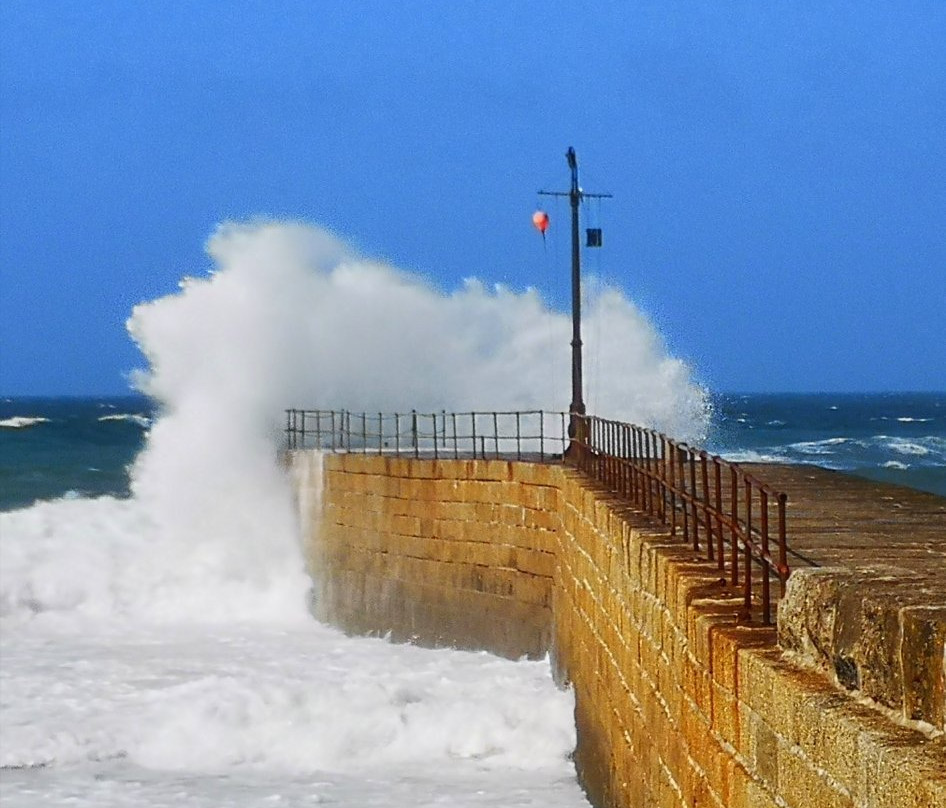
[900,606,946,730]
[745,776,782,808]
[711,680,739,743]
[857,722,946,808]
[744,709,780,790]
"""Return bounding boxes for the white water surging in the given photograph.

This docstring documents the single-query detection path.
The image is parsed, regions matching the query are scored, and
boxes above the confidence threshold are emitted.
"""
[0,221,708,806]
[7,219,706,626]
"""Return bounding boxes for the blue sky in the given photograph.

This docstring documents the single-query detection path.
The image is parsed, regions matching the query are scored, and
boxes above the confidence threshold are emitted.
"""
[1,1,944,395]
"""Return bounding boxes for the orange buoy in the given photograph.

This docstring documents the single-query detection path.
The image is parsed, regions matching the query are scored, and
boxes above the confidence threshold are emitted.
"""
[532,210,549,234]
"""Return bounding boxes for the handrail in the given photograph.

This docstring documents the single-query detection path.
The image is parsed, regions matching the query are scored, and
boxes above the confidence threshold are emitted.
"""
[285,408,792,624]
[570,414,790,625]
[284,408,569,461]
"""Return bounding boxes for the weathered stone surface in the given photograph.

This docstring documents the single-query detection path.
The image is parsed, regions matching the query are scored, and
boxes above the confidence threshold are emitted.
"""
[901,606,946,730]
[779,566,946,731]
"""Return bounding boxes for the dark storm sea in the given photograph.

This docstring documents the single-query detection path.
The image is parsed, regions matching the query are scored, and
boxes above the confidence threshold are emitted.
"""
[1,392,944,512]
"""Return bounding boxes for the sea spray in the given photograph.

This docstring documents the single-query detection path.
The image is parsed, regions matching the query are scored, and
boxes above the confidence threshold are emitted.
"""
[3,219,709,627]
[0,219,710,806]
[128,219,709,435]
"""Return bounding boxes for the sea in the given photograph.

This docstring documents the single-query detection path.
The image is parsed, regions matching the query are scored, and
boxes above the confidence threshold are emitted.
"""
[3,392,944,515]
[1,222,944,807]
[0,393,585,808]
[2,391,943,807]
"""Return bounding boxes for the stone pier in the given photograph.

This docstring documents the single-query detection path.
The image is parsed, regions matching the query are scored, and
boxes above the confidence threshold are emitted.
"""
[290,451,946,808]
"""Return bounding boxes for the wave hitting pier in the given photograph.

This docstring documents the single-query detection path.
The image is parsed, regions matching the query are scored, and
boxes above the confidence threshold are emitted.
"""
[286,408,946,808]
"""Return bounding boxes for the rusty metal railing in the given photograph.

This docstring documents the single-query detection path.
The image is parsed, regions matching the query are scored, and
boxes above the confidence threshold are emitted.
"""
[570,414,790,625]
[284,409,569,461]
[284,408,791,624]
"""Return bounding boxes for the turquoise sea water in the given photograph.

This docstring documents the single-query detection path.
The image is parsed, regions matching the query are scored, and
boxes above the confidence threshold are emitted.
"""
[0,396,153,510]
[2,392,944,512]
[706,391,946,497]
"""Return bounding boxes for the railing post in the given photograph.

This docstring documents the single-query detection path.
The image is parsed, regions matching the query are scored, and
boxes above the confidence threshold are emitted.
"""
[594,417,601,476]
[658,433,666,521]
[599,419,605,482]
[652,432,660,518]
[778,492,789,597]
[612,421,619,490]
[701,452,711,561]
[689,448,699,552]
[714,457,724,570]
[744,478,753,617]
[679,445,689,543]
[607,420,613,487]
[601,419,607,485]
[622,424,630,499]
[761,488,771,624]
[669,439,677,537]
[562,412,568,463]
[730,465,739,586]
[411,410,418,458]
[640,429,649,512]
[630,425,636,502]
[599,419,606,483]
[637,428,644,506]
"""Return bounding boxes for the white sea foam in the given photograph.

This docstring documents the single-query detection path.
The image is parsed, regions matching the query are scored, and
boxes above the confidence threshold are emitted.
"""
[788,437,850,455]
[717,449,793,465]
[1,220,712,806]
[886,439,931,457]
[0,493,308,627]
[0,625,582,806]
[98,413,151,427]
[716,433,946,476]
[0,416,50,428]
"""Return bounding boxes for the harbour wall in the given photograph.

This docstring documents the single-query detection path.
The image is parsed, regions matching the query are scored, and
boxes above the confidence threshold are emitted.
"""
[290,451,945,808]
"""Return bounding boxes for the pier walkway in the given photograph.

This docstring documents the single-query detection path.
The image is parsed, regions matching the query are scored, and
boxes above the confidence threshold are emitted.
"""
[749,463,946,572]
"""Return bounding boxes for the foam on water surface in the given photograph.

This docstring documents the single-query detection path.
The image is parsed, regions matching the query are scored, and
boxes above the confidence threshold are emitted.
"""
[0,416,51,429]
[1,624,583,806]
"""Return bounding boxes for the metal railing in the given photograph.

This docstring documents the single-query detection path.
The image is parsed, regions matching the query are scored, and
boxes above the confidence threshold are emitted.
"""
[284,409,569,461]
[570,414,790,624]
[285,408,792,624]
